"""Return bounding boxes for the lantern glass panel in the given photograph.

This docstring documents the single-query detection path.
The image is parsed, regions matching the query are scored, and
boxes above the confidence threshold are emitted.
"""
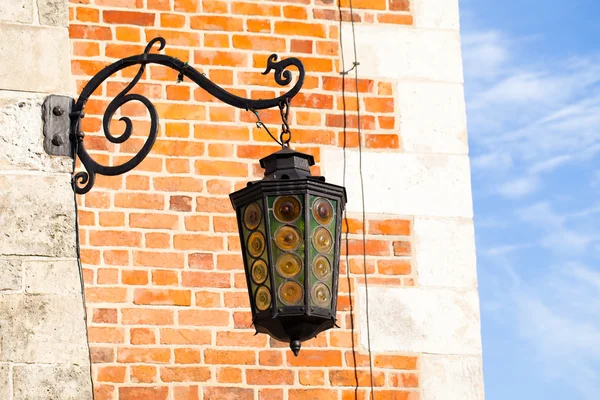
[240,201,272,313]
[308,195,338,311]
[268,194,306,309]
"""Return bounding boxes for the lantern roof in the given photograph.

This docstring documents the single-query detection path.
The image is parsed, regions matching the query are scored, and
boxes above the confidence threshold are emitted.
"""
[259,147,315,180]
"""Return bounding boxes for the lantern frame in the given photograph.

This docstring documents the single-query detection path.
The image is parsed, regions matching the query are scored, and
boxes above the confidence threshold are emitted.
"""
[230,149,347,355]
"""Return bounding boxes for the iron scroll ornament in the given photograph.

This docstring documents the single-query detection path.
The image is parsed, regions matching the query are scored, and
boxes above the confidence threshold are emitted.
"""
[70,37,306,194]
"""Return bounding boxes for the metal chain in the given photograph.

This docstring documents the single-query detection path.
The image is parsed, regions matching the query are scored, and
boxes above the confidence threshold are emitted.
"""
[278,98,291,147]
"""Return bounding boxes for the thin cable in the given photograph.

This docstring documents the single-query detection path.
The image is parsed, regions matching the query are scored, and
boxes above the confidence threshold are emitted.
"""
[338,1,375,398]
[337,2,360,398]
[72,137,95,395]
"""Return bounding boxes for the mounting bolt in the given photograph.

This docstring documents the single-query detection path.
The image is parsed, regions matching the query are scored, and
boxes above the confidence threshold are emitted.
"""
[51,135,63,147]
[53,107,64,116]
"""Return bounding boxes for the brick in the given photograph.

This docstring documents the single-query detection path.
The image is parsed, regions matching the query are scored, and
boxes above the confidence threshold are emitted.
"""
[114,193,164,210]
[93,308,118,324]
[330,369,385,387]
[378,259,411,275]
[274,21,326,38]
[121,308,174,325]
[204,387,253,400]
[134,289,192,306]
[160,328,211,345]
[89,327,124,343]
[189,253,214,269]
[216,331,266,347]
[161,367,210,382]
[69,25,112,40]
[130,328,156,345]
[179,310,229,326]
[145,29,200,47]
[182,271,230,288]
[119,387,168,400]
[98,366,126,383]
[287,350,342,367]
[247,369,294,385]
[232,35,286,51]
[247,19,271,33]
[154,177,203,192]
[393,241,411,256]
[134,251,184,268]
[174,348,201,364]
[369,219,411,235]
[195,291,221,308]
[118,348,171,363]
[390,372,419,388]
[152,270,179,285]
[145,233,171,249]
[217,367,242,383]
[259,350,283,366]
[190,16,243,31]
[299,370,325,386]
[130,213,178,229]
[85,287,127,303]
[161,13,185,28]
[174,234,224,251]
[365,134,400,149]
[289,389,338,400]
[194,50,248,67]
[130,366,157,384]
[374,355,418,370]
[89,230,141,247]
[103,10,155,25]
[204,349,255,365]
[173,386,200,400]
[170,196,193,212]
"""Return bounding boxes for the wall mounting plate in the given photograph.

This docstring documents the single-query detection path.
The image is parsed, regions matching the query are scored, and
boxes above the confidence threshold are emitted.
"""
[42,95,74,157]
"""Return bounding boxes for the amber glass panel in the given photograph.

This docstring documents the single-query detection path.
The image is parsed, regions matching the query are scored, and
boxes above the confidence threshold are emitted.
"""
[274,196,302,223]
[243,202,262,230]
[255,286,271,311]
[274,225,302,251]
[312,255,332,281]
[251,259,268,285]
[278,280,303,306]
[276,253,302,279]
[247,231,266,258]
[312,198,334,225]
[312,226,333,253]
[311,282,331,308]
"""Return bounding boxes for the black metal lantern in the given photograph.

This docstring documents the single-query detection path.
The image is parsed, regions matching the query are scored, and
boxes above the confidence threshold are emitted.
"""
[230,148,346,356]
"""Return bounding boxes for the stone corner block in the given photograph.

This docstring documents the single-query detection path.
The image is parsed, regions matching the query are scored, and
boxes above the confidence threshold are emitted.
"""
[397,81,469,154]
[414,217,478,289]
[0,258,23,291]
[358,287,483,355]
[0,23,73,94]
[0,174,76,258]
[0,363,9,400]
[37,0,69,27]
[24,259,81,294]
[421,355,484,400]
[0,1,34,25]
[0,294,90,364]
[322,148,474,218]
[13,364,92,400]
[414,0,460,30]
[341,24,463,83]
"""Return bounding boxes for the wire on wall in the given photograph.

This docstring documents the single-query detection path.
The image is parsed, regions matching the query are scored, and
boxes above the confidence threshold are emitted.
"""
[337,1,376,398]
[72,140,95,395]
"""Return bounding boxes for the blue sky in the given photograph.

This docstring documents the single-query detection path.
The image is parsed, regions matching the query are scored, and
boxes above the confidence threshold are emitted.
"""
[460,0,600,398]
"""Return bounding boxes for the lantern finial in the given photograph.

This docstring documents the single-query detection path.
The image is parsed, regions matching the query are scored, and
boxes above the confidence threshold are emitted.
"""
[290,340,301,357]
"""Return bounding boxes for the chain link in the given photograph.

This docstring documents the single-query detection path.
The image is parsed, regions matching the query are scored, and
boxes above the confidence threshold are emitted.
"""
[278,98,291,147]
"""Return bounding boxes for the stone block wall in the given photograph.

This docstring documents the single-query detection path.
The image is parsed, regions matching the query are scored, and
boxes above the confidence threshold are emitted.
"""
[0,0,93,398]
[66,0,483,399]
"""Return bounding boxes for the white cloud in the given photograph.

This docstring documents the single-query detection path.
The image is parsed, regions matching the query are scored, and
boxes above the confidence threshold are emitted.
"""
[496,175,540,199]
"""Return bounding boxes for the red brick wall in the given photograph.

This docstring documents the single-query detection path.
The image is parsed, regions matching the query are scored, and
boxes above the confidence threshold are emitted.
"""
[69,0,417,399]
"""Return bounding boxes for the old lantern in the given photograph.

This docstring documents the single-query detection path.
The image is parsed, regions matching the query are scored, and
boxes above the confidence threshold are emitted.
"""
[230,148,347,356]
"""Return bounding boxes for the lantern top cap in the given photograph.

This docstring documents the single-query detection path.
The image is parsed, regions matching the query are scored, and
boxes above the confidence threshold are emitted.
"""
[259,148,315,180]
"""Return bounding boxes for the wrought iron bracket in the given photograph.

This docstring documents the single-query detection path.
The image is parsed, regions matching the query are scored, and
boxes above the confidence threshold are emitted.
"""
[54,37,305,195]
[42,95,75,157]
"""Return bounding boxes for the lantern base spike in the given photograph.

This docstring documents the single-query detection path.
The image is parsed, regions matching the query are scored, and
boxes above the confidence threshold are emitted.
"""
[290,340,301,357]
